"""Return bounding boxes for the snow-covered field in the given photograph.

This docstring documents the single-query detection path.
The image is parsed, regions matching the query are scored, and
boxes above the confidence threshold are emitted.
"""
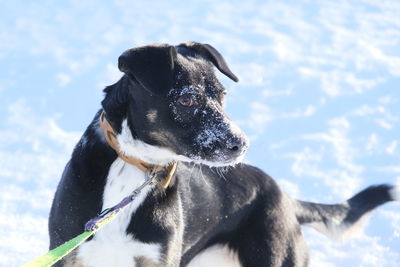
[0,1,399,266]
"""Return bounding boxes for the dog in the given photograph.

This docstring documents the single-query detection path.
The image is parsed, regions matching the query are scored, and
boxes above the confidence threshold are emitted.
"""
[49,42,399,267]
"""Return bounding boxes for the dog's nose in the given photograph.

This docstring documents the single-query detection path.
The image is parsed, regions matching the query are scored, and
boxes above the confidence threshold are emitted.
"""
[227,137,244,153]
[201,134,248,164]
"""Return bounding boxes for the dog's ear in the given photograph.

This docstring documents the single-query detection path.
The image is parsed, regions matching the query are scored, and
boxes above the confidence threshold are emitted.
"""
[177,42,239,82]
[118,44,177,95]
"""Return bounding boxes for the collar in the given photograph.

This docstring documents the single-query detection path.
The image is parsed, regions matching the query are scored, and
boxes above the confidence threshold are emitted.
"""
[99,111,177,189]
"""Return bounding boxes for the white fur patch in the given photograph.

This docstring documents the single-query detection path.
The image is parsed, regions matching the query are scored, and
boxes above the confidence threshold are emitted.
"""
[187,245,242,267]
[389,186,400,201]
[117,119,191,165]
[76,158,161,266]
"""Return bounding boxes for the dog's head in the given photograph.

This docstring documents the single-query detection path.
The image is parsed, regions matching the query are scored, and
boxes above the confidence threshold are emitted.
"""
[101,42,248,167]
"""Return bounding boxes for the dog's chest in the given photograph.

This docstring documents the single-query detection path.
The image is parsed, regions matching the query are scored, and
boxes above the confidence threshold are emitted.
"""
[74,158,161,267]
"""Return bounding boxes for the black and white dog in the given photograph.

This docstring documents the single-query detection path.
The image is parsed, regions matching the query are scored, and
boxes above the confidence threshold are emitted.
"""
[49,42,399,267]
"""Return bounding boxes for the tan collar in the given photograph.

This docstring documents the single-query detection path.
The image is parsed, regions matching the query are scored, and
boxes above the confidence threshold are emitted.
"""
[99,111,177,189]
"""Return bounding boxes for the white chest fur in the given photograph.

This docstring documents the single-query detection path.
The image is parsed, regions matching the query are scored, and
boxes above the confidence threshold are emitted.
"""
[75,158,161,267]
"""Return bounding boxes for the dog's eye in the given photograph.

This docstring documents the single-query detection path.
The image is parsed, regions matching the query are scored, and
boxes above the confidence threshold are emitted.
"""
[177,94,196,107]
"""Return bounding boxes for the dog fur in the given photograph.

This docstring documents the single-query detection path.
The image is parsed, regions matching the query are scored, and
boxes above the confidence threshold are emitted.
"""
[49,42,398,267]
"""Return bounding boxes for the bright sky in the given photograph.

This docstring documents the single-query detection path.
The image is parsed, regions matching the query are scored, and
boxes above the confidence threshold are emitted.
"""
[0,0,399,266]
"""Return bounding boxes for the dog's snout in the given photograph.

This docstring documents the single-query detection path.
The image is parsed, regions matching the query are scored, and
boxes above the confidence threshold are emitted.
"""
[227,137,245,153]
[200,133,248,165]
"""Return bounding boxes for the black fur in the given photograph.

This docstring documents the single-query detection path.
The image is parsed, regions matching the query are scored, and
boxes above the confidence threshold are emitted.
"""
[49,111,116,247]
[49,42,397,267]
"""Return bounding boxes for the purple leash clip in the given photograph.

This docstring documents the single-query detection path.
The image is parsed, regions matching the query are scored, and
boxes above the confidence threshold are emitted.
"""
[84,173,155,232]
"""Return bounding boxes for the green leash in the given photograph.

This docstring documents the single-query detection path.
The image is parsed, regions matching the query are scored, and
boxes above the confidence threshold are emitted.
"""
[23,210,118,267]
[23,174,156,267]
[23,231,94,267]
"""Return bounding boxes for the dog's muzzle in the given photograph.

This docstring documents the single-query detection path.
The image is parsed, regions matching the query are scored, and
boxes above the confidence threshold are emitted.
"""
[197,130,249,165]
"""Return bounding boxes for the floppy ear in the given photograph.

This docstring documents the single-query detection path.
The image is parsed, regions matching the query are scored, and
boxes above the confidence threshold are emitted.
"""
[177,42,239,82]
[118,44,177,95]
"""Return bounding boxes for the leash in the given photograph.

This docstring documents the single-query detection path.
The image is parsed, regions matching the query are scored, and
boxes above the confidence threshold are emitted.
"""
[24,112,178,266]
[23,170,156,267]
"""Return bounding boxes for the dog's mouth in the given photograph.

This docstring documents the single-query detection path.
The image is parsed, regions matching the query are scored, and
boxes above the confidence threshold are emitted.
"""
[182,146,248,167]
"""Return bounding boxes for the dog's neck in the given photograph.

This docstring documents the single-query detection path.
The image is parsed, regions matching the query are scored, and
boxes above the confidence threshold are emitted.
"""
[99,111,177,188]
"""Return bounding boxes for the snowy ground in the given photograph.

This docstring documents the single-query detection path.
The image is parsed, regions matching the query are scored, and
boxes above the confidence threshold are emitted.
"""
[0,1,399,266]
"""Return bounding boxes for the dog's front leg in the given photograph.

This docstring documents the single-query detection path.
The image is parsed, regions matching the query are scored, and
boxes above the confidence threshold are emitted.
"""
[128,188,185,267]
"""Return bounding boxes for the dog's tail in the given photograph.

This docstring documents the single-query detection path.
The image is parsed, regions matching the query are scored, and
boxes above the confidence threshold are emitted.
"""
[295,184,399,239]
